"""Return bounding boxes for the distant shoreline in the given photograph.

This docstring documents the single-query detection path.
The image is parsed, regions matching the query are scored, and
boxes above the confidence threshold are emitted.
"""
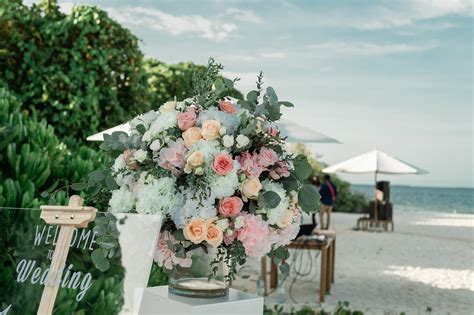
[352,183,474,190]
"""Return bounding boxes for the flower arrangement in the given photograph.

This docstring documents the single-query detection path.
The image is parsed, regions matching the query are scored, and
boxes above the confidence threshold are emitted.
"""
[99,59,320,281]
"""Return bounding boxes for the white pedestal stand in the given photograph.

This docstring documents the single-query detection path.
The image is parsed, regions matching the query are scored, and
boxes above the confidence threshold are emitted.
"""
[138,286,263,315]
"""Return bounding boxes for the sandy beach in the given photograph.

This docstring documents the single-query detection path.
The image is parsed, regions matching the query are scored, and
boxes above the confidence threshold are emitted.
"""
[232,211,474,314]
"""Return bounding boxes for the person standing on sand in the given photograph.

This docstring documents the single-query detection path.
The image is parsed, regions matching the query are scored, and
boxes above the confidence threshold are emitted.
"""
[319,174,338,230]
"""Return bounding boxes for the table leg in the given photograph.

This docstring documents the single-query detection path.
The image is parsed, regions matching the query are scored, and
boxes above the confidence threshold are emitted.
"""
[331,239,336,283]
[270,256,278,289]
[320,247,327,302]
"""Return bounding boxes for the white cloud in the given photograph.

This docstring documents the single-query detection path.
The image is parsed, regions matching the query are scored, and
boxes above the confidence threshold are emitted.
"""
[313,0,472,30]
[105,6,237,41]
[306,41,439,56]
[260,52,288,59]
[223,8,263,24]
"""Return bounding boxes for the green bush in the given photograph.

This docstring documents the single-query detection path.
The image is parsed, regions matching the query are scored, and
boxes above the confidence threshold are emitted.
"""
[0,87,107,208]
[0,0,149,144]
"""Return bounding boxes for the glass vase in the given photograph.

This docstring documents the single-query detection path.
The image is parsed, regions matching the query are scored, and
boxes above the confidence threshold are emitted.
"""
[168,246,229,298]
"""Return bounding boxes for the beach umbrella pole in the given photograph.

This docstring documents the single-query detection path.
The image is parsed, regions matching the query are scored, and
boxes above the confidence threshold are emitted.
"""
[374,171,378,223]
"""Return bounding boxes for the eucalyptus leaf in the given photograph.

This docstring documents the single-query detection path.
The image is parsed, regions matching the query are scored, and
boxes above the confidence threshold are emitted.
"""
[298,184,320,212]
[71,182,87,191]
[258,191,281,209]
[105,175,118,190]
[136,124,146,135]
[293,155,312,181]
[91,248,110,272]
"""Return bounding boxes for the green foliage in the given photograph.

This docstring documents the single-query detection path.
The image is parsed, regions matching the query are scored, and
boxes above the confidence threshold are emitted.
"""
[0,0,149,144]
[291,144,369,213]
[145,58,243,109]
[0,87,107,208]
[147,264,169,287]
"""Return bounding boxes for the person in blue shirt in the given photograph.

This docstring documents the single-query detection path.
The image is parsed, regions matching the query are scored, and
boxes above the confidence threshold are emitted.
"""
[319,174,338,230]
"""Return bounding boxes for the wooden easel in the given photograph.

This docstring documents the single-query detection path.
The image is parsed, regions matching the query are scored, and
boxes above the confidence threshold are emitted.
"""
[37,195,97,315]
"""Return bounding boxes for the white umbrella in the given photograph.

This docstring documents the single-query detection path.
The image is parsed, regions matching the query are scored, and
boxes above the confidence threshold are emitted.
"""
[86,119,340,143]
[322,149,427,220]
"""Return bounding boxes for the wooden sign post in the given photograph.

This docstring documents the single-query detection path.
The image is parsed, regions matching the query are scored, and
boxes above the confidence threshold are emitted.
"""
[37,195,97,315]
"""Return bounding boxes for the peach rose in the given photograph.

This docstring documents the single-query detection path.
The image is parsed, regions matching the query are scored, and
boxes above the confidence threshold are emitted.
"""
[219,100,237,114]
[240,177,262,201]
[219,197,243,218]
[177,110,196,131]
[185,151,204,172]
[201,120,221,140]
[206,219,224,247]
[212,153,234,176]
[276,209,294,228]
[183,218,207,244]
[123,149,138,170]
[182,127,202,148]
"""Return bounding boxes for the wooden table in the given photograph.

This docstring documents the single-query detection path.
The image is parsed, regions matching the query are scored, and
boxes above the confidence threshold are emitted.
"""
[261,234,336,303]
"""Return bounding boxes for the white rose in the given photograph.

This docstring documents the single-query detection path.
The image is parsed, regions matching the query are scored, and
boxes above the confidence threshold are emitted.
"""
[234,216,245,229]
[150,139,162,151]
[236,134,249,148]
[160,101,177,113]
[222,135,234,148]
[216,219,229,231]
[109,186,135,213]
[112,154,126,173]
[133,149,147,163]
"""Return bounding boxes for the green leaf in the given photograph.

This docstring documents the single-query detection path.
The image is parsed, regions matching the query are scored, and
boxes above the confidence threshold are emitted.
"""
[278,101,294,107]
[71,182,87,191]
[136,124,146,135]
[105,174,118,190]
[279,173,300,191]
[293,155,312,181]
[96,235,117,250]
[298,184,320,212]
[258,191,281,209]
[172,229,186,241]
[91,248,110,272]
[279,262,290,275]
[89,170,105,182]
[266,87,278,106]
[246,90,258,103]
[40,191,49,198]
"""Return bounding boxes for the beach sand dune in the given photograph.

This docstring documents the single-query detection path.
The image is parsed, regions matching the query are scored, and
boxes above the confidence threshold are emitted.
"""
[232,211,474,314]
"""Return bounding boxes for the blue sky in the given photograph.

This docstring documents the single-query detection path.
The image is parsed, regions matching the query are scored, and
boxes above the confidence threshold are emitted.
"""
[30,0,473,187]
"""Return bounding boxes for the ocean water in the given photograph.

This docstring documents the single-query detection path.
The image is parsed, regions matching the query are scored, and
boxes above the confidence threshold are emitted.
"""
[351,184,474,214]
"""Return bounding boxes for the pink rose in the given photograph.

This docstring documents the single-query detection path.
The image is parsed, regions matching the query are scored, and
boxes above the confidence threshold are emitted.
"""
[219,197,243,218]
[236,151,264,177]
[268,127,279,137]
[123,149,138,170]
[219,100,237,114]
[223,230,237,246]
[257,148,278,167]
[154,231,192,270]
[212,153,234,176]
[158,139,187,172]
[269,161,291,180]
[236,213,271,258]
[177,110,196,131]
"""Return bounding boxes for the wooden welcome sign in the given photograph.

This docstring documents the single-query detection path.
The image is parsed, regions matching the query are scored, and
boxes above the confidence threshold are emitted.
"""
[0,196,162,315]
[37,195,97,315]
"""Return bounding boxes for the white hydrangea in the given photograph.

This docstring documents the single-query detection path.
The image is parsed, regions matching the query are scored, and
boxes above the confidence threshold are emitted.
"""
[112,153,126,173]
[135,177,180,215]
[109,186,135,213]
[133,149,147,162]
[208,161,240,199]
[222,135,234,148]
[190,139,220,164]
[130,110,159,130]
[171,188,216,228]
[115,172,134,187]
[142,111,178,142]
[261,180,290,225]
[197,108,239,133]
[236,134,250,148]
